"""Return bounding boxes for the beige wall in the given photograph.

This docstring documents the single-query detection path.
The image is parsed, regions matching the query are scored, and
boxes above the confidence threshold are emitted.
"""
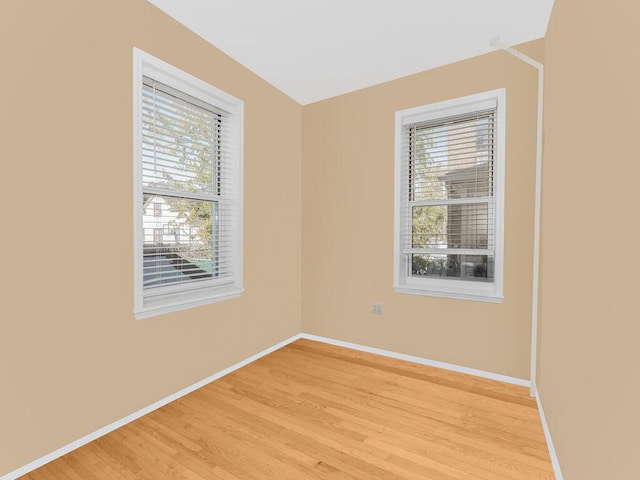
[0,1,301,475]
[539,0,640,478]
[302,40,543,379]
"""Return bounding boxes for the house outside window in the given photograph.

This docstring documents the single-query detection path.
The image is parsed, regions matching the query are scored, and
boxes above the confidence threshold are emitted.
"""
[394,89,505,302]
[133,49,244,319]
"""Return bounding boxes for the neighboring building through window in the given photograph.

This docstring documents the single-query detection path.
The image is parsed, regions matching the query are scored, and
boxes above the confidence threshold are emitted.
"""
[394,89,505,302]
[133,49,244,319]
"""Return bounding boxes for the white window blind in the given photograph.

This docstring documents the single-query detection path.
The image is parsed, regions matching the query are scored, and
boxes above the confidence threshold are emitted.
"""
[134,49,243,318]
[394,90,504,302]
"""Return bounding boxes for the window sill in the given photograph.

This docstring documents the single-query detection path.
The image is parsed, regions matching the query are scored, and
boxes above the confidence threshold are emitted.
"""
[134,286,243,320]
[394,285,503,304]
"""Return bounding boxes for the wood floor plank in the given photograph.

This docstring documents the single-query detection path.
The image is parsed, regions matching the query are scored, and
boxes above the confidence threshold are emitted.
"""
[244,351,546,448]
[21,339,553,479]
[288,341,537,407]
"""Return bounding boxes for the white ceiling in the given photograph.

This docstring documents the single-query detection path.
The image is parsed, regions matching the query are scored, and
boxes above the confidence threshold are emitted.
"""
[147,0,554,105]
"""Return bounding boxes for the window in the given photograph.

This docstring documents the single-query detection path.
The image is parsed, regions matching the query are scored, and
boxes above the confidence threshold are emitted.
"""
[394,89,505,302]
[133,49,243,319]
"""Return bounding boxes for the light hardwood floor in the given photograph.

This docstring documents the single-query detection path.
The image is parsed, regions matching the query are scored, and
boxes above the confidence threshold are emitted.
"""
[22,339,554,479]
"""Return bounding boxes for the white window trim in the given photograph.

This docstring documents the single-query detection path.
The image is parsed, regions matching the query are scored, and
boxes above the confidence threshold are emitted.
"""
[393,89,506,303]
[133,48,244,319]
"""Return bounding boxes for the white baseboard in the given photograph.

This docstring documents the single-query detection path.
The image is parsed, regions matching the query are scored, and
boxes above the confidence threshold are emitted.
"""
[300,333,530,387]
[0,334,303,480]
[535,392,564,480]
[3,331,539,479]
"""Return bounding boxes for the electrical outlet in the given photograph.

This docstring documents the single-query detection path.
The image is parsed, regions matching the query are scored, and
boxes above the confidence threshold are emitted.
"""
[371,302,383,315]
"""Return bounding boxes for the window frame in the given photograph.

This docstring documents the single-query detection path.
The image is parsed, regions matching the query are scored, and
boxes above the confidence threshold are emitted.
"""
[133,48,244,319]
[393,89,505,303]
